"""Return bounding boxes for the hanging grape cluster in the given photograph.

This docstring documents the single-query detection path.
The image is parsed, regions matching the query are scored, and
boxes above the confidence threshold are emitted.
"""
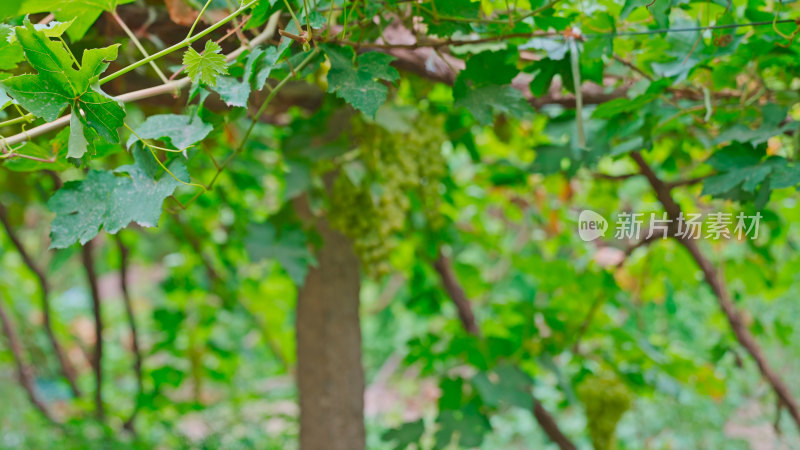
[577,375,633,450]
[328,117,447,276]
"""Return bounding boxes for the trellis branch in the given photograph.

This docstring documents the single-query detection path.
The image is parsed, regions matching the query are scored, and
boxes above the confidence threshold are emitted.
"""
[116,236,143,433]
[98,0,258,85]
[0,203,81,398]
[0,294,57,423]
[629,150,800,431]
[430,250,577,450]
[81,239,105,421]
[110,10,169,84]
[432,250,480,335]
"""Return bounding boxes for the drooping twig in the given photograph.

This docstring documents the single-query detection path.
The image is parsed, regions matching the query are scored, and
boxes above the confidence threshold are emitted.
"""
[533,399,578,450]
[592,172,639,182]
[80,239,105,421]
[0,203,81,398]
[665,174,713,189]
[0,294,57,423]
[630,150,800,430]
[432,250,480,335]
[430,250,577,450]
[110,10,169,84]
[115,235,143,433]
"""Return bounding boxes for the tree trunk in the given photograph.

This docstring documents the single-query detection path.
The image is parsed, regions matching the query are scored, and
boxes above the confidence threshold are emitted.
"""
[296,212,365,450]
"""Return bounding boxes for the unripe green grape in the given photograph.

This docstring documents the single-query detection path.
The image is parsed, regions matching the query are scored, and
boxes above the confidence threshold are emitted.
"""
[577,375,633,450]
[327,117,448,277]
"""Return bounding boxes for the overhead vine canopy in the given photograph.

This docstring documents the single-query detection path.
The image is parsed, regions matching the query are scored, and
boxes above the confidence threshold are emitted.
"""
[0,0,799,448]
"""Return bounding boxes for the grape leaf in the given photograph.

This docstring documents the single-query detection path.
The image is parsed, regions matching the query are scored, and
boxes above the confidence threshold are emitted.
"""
[2,74,70,121]
[0,25,24,70]
[75,45,120,92]
[434,406,491,449]
[1,23,124,158]
[211,44,282,107]
[381,420,424,450]
[322,45,398,117]
[14,20,77,95]
[126,114,213,150]
[251,46,282,89]
[472,364,533,410]
[246,221,316,286]
[183,40,228,87]
[213,76,250,107]
[454,50,531,124]
[454,85,531,125]
[48,147,187,248]
[75,90,125,143]
[35,18,75,38]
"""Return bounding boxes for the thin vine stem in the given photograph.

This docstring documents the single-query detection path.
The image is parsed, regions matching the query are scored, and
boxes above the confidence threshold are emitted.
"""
[187,0,215,39]
[111,10,169,84]
[99,0,258,85]
[182,48,321,207]
[124,123,206,190]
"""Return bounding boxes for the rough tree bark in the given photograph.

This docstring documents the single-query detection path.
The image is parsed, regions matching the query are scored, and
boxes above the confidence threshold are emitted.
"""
[296,198,365,450]
[631,151,800,430]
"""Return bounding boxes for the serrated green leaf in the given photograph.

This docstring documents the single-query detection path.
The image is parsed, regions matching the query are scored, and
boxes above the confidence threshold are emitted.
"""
[126,114,213,150]
[251,46,282,89]
[472,363,533,410]
[246,222,315,286]
[2,74,70,121]
[593,94,658,119]
[356,52,399,82]
[454,85,531,125]
[458,50,518,87]
[453,50,531,124]
[322,45,397,117]
[2,23,124,145]
[0,25,24,70]
[381,420,424,450]
[15,20,77,95]
[183,40,228,87]
[35,18,75,38]
[434,406,491,449]
[48,147,186,248]
[75,90,125,143]
[213,76,250,107]
[75,44,120,92]
[770,162,800,189]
